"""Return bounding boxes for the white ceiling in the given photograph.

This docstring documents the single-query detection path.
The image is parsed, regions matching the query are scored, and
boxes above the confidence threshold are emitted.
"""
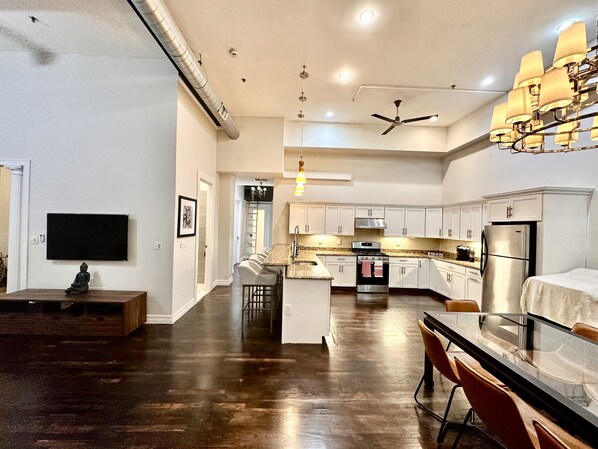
[163,0,596,128]
[1,1,596,131]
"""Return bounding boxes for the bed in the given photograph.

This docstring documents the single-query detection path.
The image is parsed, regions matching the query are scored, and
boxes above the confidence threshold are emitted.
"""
[520,268,598,328]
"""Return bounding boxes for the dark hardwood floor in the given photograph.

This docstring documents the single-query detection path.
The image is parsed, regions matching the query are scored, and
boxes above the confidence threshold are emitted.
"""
[0,275,500,448]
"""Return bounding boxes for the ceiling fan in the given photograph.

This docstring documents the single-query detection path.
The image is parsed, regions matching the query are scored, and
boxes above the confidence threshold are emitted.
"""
[371,99,439,135]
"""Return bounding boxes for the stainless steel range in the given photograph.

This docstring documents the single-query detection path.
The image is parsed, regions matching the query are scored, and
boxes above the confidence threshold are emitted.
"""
[352,241,389,293]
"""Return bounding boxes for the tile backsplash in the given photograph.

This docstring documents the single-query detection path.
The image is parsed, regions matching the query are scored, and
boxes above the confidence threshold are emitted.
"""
[296,228,481,256]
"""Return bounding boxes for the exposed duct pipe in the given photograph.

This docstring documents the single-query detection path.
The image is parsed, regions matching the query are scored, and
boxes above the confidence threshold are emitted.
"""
[130,0,240,140]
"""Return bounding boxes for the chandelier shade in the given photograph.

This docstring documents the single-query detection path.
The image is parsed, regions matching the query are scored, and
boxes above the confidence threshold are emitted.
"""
[523,120,543,149]
[538,67,574,113]
[490,103,511,135]
[554,121,579,146]
[506,87,533,124]
[592,117,598,141]
[553,21,587,67]
[518,50,545,87]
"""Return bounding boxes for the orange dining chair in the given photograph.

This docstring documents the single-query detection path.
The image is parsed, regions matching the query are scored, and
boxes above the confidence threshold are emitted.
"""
[533,420,592,449]
[452,358,590,449]
[445,300,480,313]
[571,322,598,342]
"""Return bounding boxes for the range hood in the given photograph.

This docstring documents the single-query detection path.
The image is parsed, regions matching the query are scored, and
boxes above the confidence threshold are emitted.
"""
[355,218,387,229]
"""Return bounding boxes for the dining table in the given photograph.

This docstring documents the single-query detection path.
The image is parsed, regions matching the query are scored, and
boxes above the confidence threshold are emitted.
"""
[423,311,598,447]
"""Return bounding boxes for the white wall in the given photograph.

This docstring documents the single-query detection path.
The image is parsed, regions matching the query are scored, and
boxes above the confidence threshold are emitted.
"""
[272,152,443,244]
[172,83,219,318]
[1,51,179,316]
[285,121,448,154]
[442,143,598,268]
[217,117,284,175]
[216,174,235,282]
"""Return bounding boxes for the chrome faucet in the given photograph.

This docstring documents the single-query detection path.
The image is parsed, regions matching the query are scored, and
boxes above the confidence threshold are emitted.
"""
[291,225,300,259]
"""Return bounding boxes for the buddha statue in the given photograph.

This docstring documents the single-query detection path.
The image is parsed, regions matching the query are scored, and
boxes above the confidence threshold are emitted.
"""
[65,262,90,294]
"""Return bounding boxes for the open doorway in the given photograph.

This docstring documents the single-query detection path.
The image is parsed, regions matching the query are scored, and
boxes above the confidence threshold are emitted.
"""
[0,167,11,294]
[196,179,212,301]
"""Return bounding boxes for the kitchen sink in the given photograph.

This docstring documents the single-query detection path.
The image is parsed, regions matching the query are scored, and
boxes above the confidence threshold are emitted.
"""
[292,260,318,266]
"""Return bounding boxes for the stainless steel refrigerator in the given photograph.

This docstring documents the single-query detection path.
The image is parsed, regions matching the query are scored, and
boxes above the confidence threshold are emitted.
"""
[480,223,536,313]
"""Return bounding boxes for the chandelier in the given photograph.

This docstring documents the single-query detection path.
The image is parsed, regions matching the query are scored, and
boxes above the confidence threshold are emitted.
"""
[249,182,267,201]
[489,20,598,154]
[295,65,308,196]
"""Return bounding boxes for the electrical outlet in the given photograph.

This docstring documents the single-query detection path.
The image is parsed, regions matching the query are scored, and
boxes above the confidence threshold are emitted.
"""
[336,238,341,245]
[284,304,292,315]
[317,237,323,244]
[153,241,163,250]
[396,239,401,247]
[180,242,186,248]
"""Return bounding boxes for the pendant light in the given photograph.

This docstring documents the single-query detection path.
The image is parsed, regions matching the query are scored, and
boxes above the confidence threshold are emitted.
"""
[295,65,309,196]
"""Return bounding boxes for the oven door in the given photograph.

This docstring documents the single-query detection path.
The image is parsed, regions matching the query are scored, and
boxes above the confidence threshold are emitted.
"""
[356,259,389,292]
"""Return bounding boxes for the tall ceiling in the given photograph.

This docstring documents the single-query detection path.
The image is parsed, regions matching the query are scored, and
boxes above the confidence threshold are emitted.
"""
[162,0,596,128]
[1,1,596,131]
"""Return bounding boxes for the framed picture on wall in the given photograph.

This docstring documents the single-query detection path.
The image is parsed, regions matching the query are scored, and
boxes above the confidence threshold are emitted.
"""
[177,195,197,238]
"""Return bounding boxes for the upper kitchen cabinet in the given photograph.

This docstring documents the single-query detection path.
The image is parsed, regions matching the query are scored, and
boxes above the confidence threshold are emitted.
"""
[325,206,355,236]
[425,208,443,238]
[385,207,426,237]
[355,206,385,218]
[289,204,326,234]
[442,206,460,239]
[486,194,542,222]
[459,203,484,241]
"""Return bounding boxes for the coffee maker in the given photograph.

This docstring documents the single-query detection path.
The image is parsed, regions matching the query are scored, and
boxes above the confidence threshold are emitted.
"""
[456,245,474,261]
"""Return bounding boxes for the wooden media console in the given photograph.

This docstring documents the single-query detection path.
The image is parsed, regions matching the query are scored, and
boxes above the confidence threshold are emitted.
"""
[0,289,147,336]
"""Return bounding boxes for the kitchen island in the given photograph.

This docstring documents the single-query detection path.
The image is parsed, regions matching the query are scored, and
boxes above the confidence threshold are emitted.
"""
[263,245,333,344]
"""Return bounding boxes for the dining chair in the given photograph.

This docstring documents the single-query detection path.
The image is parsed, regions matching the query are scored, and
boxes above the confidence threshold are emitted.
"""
[533,420,592,449]
[452,358,590,449]
[445,300,480,313]
[571,322,598,342]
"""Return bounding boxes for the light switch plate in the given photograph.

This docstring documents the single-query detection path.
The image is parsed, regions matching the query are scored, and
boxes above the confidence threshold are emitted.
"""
[29,236,38,244]
[153,241,163,250]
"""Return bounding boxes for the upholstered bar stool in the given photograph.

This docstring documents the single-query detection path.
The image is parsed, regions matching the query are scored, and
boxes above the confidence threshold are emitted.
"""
[238,261,279,336]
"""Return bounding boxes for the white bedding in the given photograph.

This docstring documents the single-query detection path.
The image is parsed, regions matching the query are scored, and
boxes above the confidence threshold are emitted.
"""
[520,268,598,328]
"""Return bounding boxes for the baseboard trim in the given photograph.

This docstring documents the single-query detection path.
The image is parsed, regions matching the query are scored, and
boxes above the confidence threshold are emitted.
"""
[147,296,197,325]
[214,277,233,287]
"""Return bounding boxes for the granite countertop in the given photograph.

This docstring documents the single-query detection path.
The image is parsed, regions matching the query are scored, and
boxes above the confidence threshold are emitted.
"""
[263,244,479,278]
[263,245,334,280]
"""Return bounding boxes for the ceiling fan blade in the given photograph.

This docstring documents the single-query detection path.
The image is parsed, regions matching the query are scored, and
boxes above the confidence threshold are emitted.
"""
[371,113,395,123]
[381,124,396,135]
[401,115,437,124]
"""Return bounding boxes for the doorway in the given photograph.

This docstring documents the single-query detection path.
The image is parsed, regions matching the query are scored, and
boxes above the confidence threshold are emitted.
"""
[0,167,11,294]
[196,180,212,301]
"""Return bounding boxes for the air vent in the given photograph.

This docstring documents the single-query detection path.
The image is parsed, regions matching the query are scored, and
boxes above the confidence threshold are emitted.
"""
[253,178,269,182]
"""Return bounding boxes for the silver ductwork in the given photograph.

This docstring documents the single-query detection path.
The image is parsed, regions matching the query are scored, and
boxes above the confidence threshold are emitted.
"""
[130,0,240,140]
[355,218,387,229]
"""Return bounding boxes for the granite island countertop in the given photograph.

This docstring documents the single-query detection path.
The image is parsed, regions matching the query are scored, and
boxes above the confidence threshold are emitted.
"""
[263,245,334,280]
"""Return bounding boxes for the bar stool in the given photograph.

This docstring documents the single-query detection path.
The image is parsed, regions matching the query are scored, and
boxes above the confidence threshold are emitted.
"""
[238,261,280,336]
[250,253,267,263]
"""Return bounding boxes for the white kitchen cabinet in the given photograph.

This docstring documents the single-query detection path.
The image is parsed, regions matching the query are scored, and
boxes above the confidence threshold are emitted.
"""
[384,207,426,237]
[425,208,443,238]
[442,206,461,239]
[289,204,326,234]
[435,261,466,299]
[389,258,419,288]
[460,203,483,241]
[487,194,542,222]
[465,268,483,309]
[355,206,385,218]
[429,260,438,291]
[324,256,356,287]
[325,206,355,235]
[417,259,430,289]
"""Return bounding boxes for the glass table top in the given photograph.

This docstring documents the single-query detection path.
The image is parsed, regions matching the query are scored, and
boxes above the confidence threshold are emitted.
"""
[424,312,598,421]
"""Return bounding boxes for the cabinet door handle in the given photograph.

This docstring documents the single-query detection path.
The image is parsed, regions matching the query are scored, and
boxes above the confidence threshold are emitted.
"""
[338,225,341,233]
[439,229,442,237]
[419,260,421,268]
[340,265,343,273]
[305,224,308,232]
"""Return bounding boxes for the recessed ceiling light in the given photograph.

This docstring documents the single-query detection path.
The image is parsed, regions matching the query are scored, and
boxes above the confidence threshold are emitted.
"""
[556,19,579,33]
[359,10,375,24]
[481,76,494,86]
[338,71,352,80]
[429,115,438,122]
[326,111,334,118]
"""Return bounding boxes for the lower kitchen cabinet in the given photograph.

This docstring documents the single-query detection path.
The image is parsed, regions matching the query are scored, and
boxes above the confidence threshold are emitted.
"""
[417,259,430,289]
[465,268,483,308]
[324,256,357,287]
[389,258,419,288]
[432,260,466,299]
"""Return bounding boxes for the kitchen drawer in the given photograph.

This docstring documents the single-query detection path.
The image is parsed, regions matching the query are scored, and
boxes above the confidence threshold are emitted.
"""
[389,257,418,265]
[326,255,355,263]
[466,268,481,279]
[436,261,466,274]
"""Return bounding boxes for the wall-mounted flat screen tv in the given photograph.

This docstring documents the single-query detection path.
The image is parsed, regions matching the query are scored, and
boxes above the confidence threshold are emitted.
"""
[47,213,128,261]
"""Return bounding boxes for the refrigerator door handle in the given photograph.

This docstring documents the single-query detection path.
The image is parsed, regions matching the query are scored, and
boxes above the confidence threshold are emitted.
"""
[480,229,488,277]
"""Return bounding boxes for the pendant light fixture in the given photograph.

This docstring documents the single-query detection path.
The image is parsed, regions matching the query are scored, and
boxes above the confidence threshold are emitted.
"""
[295,65,309,196]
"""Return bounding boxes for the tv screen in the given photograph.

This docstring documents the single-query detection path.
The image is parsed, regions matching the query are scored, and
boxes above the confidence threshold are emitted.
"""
[47,214,128,261]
